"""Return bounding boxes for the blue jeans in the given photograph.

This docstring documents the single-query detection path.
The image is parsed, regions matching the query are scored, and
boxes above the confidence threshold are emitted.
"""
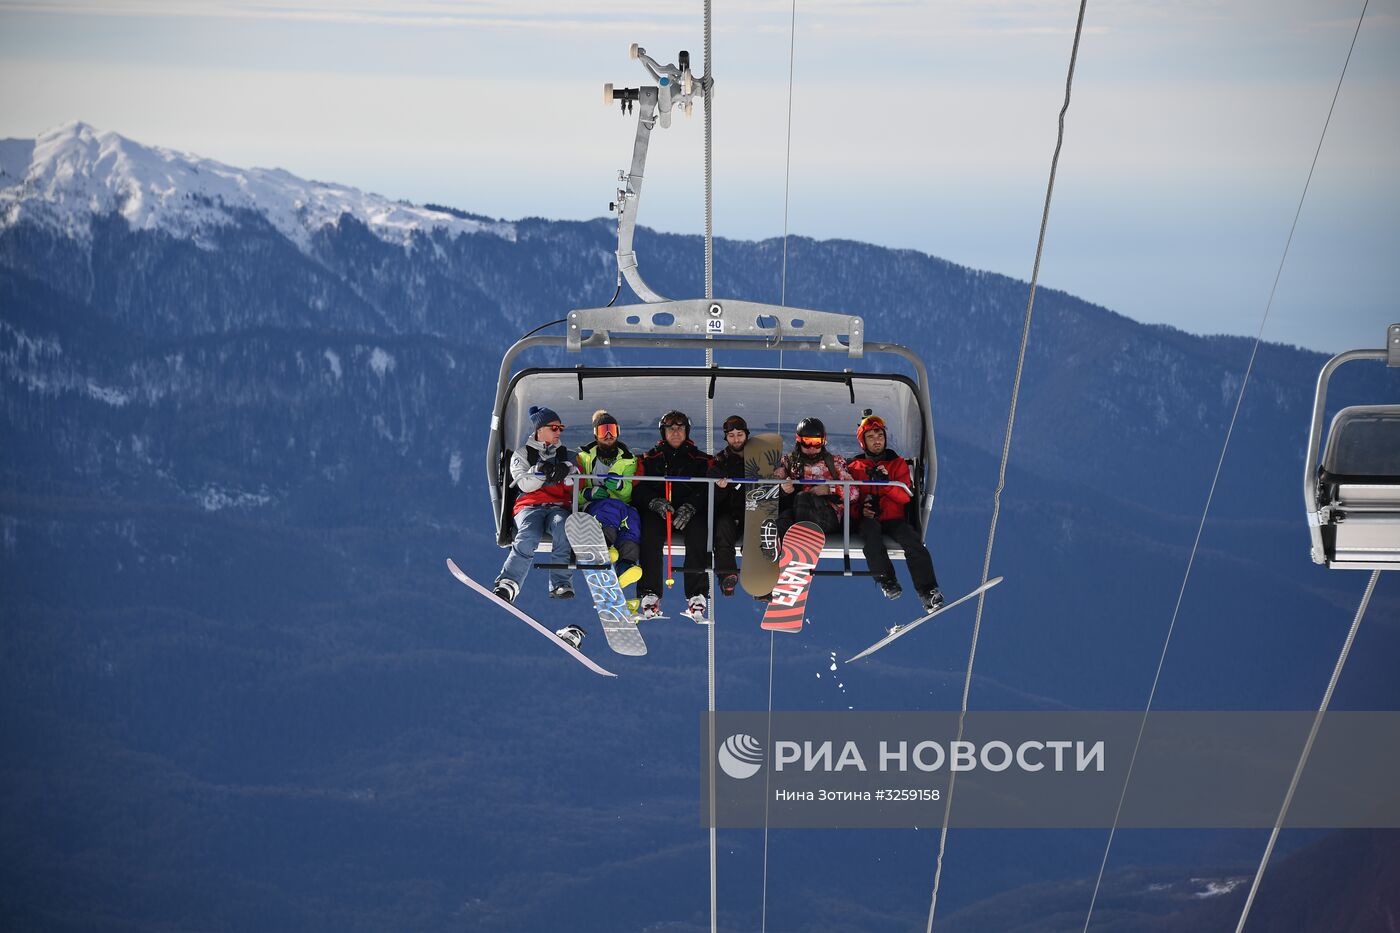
[497,506,573,590]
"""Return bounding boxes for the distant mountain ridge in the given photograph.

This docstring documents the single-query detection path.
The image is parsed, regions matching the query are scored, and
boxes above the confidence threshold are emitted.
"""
[0,122,514,250]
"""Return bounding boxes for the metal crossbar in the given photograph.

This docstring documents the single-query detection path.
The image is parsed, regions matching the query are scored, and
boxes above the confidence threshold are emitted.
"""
[561,473,915,564]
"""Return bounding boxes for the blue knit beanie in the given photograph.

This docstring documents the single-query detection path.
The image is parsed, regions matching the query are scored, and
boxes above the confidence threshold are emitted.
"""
[529,405,561,429]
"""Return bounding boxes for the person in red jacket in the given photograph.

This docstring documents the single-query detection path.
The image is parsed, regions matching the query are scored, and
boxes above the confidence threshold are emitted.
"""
[846,411,943,613]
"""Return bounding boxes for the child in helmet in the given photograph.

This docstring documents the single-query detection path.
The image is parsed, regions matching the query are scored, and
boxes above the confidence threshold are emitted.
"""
[846,410,943,613]
[774,416,855,537]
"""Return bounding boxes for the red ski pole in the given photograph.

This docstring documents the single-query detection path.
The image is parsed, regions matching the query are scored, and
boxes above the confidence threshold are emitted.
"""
[664,480,675,587]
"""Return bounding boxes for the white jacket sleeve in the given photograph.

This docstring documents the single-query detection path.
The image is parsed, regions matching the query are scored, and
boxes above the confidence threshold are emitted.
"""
[510,448,544,492]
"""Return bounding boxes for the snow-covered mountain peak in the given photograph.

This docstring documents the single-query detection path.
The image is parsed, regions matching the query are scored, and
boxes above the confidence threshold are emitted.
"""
[0,122,514,251]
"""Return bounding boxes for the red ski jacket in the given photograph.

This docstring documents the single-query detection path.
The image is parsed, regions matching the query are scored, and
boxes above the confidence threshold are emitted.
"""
[847,449,913,523]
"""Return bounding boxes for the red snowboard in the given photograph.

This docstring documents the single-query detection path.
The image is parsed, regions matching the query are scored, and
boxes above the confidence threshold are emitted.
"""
[760,521,825,633]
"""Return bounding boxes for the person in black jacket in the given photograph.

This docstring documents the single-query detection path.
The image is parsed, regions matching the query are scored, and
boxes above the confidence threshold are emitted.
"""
[708,414,750,597]
[635,410,714,622]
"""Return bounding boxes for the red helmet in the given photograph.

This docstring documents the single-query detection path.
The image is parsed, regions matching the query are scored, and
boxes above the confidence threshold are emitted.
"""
[856,412,886,449]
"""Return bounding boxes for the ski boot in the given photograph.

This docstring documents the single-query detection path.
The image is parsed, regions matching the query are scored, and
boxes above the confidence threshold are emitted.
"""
[554,624,586,649]
[877,575,903,600]
[493,578,520,604]
[682,594,709,624]
[549,583,575,599]
[920,588,945,613]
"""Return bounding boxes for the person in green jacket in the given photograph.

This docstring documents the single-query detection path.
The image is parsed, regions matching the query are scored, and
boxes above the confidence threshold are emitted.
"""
[575,410,639,503]
[574,410,643,589]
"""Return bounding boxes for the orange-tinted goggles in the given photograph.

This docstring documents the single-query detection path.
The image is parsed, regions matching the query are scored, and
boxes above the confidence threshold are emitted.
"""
[594,423,619,440]
[797,434,825,446]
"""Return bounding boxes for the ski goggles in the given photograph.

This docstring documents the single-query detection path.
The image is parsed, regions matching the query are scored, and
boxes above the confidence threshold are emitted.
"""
[540,423,565,432]
[594,423,619,440]
[661,420,688,431]
[796,434,825,447]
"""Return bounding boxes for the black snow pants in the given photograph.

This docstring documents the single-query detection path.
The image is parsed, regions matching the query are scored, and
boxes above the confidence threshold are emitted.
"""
[640,508,711,598]
[859,516,938,593]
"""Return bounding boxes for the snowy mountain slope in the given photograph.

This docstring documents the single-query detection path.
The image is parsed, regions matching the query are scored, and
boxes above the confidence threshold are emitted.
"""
[0,121,515,251]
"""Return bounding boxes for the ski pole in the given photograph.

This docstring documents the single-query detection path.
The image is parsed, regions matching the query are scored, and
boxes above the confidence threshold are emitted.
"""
[665,480,675,588]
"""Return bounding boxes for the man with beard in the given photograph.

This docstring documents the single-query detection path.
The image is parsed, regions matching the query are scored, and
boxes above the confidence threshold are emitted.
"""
[846,411,943,613]
[574,410,642,588]
[707,414,751,597]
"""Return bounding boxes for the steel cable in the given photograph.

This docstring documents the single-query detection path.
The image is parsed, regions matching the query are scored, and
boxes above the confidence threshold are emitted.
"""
[926,1,1089,928]
[1079,4,1370,927]
[701,4,718,932]
[762,7,800,930]
[1234,570,1380,932]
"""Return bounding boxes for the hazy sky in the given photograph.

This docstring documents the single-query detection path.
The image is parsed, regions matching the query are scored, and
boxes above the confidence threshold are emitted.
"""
[2,0,1397,353]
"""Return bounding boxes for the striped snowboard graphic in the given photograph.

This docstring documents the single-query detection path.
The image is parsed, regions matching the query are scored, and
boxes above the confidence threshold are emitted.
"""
[760,521,825,633]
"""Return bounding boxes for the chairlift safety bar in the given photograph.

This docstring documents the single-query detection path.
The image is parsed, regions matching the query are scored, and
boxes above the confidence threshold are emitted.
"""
[558,473,914,574]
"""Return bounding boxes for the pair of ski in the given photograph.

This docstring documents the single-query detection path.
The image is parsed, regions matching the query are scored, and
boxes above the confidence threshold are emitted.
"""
[446,511,657,677]
[755,519,1004,659]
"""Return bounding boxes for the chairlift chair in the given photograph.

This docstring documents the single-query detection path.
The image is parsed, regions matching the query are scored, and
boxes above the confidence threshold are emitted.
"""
[1304,323,1400,570]
[486,301,938,566]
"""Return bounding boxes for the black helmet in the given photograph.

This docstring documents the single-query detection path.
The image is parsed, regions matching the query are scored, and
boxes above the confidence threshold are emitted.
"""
[795,417,826,443]
[722,414,749,435]
[658,410,691,438]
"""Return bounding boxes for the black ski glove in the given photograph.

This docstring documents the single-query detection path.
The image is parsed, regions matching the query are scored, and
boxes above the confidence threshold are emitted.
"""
[542,459,571,484]
[648,497,674,518]
[672,502,696,531]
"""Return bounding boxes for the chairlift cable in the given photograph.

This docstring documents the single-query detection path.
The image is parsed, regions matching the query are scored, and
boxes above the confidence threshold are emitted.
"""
[762,7,800,930]
[1234,570,1380,932]
[926,0,1089,928]
[1078,4,1371,928]
[701,3,718,932]
[776,0,798,416]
